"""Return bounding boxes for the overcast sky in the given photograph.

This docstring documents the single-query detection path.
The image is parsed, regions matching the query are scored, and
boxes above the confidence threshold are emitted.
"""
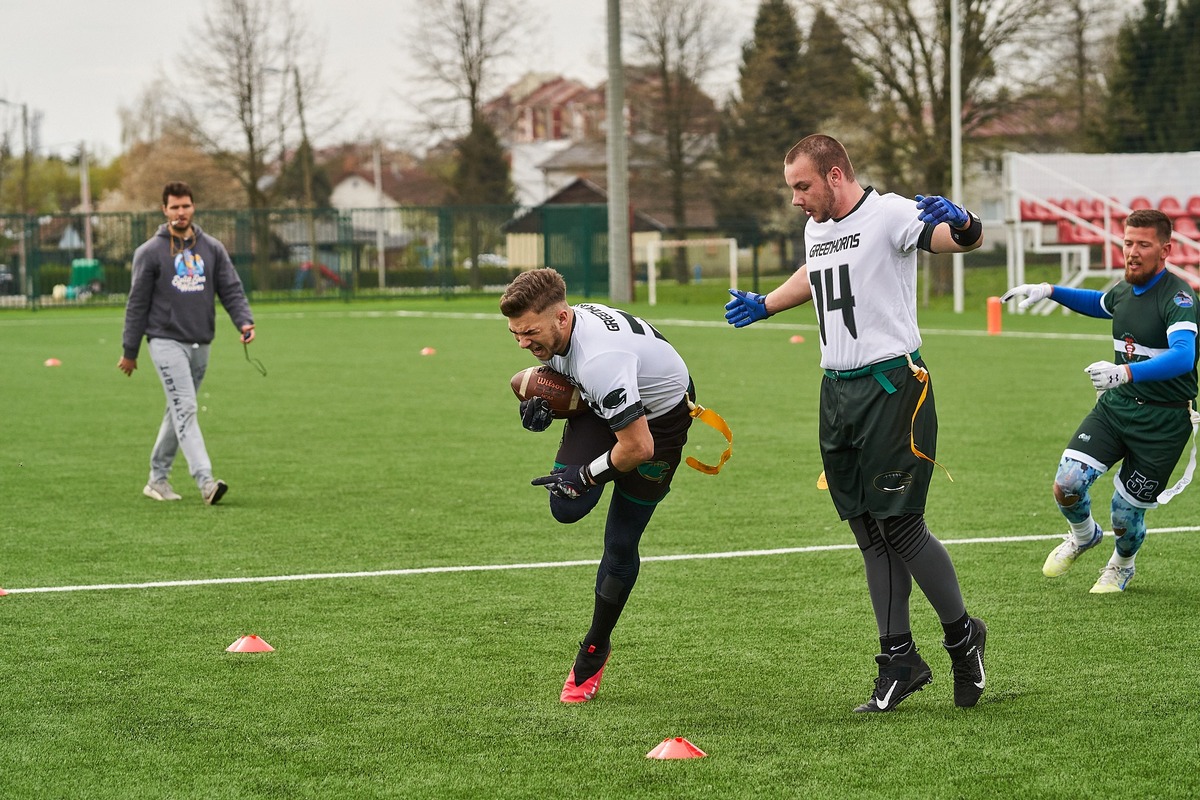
[0,0,756,162]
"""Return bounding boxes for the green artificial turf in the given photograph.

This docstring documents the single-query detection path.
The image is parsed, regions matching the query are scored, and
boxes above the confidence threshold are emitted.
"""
[1,295,1196,799]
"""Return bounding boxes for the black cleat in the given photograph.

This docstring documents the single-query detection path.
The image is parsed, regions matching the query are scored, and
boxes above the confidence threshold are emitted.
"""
[854,646,933,712]
[944,617,987,708]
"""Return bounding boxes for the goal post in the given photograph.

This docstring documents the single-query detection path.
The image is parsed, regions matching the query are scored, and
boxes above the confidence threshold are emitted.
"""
[646,237,738,306]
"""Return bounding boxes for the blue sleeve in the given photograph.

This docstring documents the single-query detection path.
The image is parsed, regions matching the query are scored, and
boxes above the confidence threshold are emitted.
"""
[1129,329,1197,383]
[1051,286,1109,318]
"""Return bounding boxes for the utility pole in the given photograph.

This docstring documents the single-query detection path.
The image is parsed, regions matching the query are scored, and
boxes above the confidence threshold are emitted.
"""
[605,0,632,303]
[374,138,385,289]
[80,141,94,260]
[292,66,320,295]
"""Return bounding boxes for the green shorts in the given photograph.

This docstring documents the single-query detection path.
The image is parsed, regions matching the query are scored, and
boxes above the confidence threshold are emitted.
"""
[819,358,938,520]
[1064,392,1193,507]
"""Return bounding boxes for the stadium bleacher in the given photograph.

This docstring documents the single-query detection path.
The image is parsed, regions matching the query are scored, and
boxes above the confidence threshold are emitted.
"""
[1018,195,1200,270]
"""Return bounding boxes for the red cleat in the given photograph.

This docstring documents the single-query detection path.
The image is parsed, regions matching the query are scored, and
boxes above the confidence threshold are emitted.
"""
[560,643,611,703]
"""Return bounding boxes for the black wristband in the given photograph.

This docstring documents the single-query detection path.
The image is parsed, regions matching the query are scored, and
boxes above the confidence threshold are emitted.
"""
[950,211,982,247]
[586,451,620,485]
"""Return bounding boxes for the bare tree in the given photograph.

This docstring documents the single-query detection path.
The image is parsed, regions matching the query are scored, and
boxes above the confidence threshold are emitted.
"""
[626,0,727,283]
[160,0,325,287]
[405,0,526,141]
[404,0,524,289]
[1048,0,1125,145]
[817,0,1054,195]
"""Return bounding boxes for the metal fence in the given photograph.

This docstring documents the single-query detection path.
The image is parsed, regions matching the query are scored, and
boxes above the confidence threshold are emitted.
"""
[0,203,633,308]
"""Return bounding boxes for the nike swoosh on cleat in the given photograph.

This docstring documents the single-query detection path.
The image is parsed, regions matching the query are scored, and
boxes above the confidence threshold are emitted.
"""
[974,652,986,689]
[876,682,897,710]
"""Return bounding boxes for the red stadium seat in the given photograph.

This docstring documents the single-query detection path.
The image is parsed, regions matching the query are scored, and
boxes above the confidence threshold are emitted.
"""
[1188,196,1200,217]
[1172,216,1200,265]
[1022,198,1055,221]
[1176,215,1200,237]
[1078,198,1104,221]
[1159,196,1185,218]
[1130,196,1152,211]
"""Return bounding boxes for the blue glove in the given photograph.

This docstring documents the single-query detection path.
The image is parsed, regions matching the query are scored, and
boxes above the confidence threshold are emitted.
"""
[915,195,968,228]
[531,465,595,500]
[519,397,553,432]
[724,289,769,328]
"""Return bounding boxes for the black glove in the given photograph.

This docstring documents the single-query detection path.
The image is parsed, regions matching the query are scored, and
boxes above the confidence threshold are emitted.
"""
[531,465,594,500]
[519,397,554,432]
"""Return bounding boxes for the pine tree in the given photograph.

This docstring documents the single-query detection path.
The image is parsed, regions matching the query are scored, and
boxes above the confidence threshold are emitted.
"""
[1100,0,1169,151]
[450,116,514,290]
[715,0,810,271]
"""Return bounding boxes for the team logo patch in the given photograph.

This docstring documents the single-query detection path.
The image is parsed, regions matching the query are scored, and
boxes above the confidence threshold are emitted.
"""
[171,248,207,293]
[873,471,913,494]
[1173,291,1194,308]
[1122,334,1136,360]
[602,388,627,410]
[637,461,672,483]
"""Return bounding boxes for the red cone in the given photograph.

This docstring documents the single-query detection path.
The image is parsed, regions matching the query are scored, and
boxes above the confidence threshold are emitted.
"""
[226,634,275,652]
[646,737,707,759]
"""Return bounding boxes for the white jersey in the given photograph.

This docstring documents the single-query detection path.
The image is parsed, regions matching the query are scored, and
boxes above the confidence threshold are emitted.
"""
[544,302,690,430]
[804,188,931,371]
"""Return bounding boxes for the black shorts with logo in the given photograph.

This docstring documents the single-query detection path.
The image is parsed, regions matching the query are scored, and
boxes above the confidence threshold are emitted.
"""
[554,394,693,505]
[819,359,938,520]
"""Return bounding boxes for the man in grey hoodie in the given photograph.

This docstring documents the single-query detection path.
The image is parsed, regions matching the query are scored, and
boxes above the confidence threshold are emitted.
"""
[118,181,256,504]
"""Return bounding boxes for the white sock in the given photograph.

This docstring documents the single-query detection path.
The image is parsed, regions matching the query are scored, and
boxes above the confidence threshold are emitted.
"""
[1069,517,1099,544]
[1110,552,1136,569]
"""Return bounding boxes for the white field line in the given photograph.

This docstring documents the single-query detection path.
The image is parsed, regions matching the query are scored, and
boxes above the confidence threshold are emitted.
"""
[4,527,1197,596]
[0,307,1110,342]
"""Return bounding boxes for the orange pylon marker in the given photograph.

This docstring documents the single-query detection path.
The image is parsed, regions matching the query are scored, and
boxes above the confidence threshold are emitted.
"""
[226,634,275,653]
[0,587,7,596]
[646,737,707,759]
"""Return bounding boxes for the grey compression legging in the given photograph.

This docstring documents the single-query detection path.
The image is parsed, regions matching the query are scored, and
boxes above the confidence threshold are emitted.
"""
[147,338,214,488]
[848,513,967,636]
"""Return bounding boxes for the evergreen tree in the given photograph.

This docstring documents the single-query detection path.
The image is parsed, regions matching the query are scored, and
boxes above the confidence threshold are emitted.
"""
[449,116,514,205]
[1100,0,1169,151]
[1163,0,1200,150]
[450,116,514,291]
[715,0,809,268]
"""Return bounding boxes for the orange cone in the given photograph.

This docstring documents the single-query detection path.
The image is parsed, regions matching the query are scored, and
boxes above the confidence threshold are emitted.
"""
[646,737,707,759]
[0,587,7,596]
[226,634,275,652]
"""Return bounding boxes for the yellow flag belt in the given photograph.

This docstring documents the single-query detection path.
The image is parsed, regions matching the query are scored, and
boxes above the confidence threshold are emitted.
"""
[686,401,733,475]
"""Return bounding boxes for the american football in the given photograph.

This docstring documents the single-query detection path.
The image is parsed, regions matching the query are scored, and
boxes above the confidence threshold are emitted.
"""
[510,366,585,417]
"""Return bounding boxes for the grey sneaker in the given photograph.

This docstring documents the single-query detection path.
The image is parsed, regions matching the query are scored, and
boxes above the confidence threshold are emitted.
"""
[202,479,228,505]
[143,479,182,501]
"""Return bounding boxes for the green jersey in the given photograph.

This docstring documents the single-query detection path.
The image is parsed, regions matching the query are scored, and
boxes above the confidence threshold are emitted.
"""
[1101,271,1199,404]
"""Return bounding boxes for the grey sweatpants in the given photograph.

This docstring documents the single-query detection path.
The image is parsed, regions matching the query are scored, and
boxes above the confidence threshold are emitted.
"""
[147,338,213,489]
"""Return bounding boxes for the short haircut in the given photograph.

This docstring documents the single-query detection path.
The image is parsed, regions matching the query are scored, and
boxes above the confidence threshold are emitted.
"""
[784,134,856,183]
[500,268,567,317]
[162,181,193,207]
[1125,209,1173,243]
